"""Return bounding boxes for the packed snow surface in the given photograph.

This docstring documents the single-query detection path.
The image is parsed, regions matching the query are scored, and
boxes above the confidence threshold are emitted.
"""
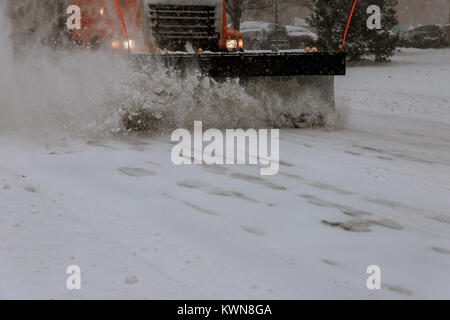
[1,48,449,299]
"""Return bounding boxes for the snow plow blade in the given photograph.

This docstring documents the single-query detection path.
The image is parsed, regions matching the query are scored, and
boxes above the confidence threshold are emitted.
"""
[125,51,347,131]
[132,51,346,77]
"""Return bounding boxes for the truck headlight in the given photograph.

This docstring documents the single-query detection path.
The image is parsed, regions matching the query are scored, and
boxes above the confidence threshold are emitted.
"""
[123,40,135,49]
[226,39,238,50]
[111,40,121,49]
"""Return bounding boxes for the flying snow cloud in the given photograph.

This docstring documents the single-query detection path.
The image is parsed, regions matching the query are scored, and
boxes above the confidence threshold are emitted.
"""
[0,1,341,142]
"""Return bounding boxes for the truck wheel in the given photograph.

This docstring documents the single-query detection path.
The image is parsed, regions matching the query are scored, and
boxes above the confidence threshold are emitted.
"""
[87,35,104,50]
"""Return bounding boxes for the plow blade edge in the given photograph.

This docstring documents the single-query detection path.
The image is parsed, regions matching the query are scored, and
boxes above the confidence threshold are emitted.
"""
[132,52,346,77]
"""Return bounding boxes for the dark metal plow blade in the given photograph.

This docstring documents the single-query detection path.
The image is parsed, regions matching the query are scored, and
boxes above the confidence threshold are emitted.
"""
[132,52,347,78]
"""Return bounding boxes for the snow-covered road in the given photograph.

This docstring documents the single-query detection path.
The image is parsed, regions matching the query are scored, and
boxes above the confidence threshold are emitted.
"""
[1,49,449,299]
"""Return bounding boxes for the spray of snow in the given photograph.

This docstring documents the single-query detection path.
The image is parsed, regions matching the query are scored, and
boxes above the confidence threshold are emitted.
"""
[0,3,340,142]
[0,2,130,139]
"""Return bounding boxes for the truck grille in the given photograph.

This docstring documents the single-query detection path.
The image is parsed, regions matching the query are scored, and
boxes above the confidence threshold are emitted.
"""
[148,4,219,50]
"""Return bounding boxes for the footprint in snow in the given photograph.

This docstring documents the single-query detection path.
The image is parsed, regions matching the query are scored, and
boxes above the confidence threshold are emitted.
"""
[299,194,372,217]
[383,283,413,296]
[321,218,402,232]
[242,225,265,236]
[24,185,37,193]
[344,151,362,156]
[177,180,258,203]
[125,275,139,285]
[230,173,287,191]
[431,214,450,225]
[206,187,258,203]
[184,202,218,216]
[431,247,450,255]
[177,180,210,189]
[279,160,294,167]
[118,167,155,177]
[321,258,339,266]
[201,164,228,175]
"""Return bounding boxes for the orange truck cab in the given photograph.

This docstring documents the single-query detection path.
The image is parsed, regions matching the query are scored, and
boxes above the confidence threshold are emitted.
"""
[71,0,244,52]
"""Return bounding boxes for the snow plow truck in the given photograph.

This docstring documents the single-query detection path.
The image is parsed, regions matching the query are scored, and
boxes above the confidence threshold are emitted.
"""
[70,0,346,130]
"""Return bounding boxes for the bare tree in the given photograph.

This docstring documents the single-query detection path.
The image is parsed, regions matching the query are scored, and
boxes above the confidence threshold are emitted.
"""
[226,0,245,30]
